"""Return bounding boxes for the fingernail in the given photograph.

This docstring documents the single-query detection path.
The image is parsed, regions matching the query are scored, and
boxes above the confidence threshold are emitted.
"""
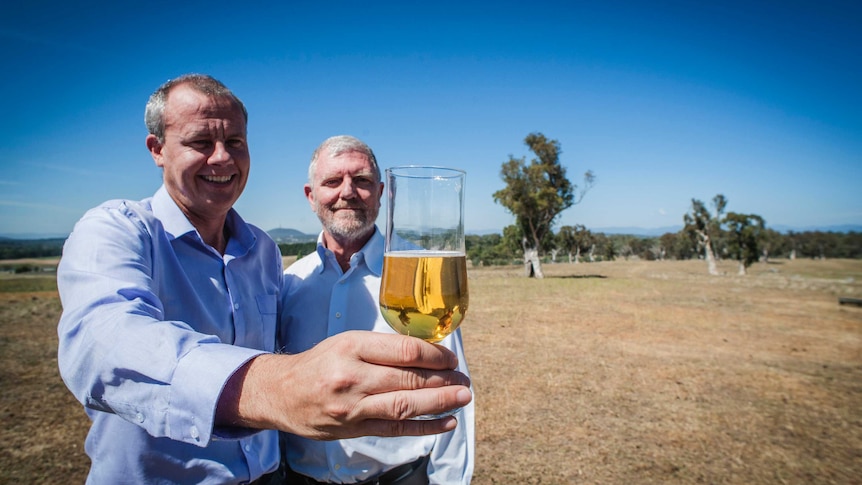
[456,387,472,404]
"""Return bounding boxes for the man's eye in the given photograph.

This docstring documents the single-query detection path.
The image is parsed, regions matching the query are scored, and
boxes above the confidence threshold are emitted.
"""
[189,140,212,149]
[227,139,246,149]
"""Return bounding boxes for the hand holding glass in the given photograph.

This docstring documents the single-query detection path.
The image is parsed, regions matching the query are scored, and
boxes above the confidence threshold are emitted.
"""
[379,166,469,418]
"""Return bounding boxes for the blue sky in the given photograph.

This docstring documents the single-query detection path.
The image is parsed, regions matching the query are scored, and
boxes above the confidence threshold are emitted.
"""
[2,0,860,237]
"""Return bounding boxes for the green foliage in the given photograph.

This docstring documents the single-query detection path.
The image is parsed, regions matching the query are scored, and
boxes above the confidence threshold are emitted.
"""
[458,229,860,267]
[0,239,65,260]
[659,232,698,260]
[556,225,592,261]
[786,231,862,259]
[493,133,594,254]
[683,195,726,252]
[466,234,519,266]
[278,242,317,258]
[723,212,766,268]
[591,233,616,261]
[500,225,525,256]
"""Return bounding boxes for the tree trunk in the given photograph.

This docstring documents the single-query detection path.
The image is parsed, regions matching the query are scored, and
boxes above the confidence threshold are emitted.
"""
[705,244,718,275]
[524,247,544,278]
[737,261,746,275]
[573,247,580,264]
[699,231,719,276]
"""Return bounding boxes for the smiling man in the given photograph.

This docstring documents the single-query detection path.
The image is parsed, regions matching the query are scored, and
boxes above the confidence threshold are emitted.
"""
[280,136,475,484]
[56,77,472,484]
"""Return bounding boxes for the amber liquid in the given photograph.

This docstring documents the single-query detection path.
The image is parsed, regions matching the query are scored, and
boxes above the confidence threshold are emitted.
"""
[379,251,468,343]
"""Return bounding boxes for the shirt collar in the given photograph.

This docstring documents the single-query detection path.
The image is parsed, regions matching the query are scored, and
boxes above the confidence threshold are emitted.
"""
[363,226,384,276]
[314,226,384,276]
[151,185,256,254]
[152,186,196,240]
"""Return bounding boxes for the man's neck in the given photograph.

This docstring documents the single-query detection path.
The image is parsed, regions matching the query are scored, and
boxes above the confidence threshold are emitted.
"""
[322,229,374,271]
[188,214,229,255]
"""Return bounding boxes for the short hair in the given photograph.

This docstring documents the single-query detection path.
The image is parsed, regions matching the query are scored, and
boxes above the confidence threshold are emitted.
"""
[144,74,248,143]
[308,135,380,184]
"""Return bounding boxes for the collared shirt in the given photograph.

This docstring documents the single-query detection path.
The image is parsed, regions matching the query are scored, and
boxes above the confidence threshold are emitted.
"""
[280,227,475,484]
[57,185,281,484]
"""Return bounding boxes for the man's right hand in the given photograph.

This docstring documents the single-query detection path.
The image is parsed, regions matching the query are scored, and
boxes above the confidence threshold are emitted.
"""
[216,331,472,439]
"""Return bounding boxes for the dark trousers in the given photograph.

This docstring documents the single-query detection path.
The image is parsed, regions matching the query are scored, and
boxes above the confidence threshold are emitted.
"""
[282,455,430,485]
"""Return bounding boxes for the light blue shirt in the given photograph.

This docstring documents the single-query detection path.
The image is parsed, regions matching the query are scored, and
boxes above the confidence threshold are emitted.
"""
[280,227,475,484]
[57,186,281,484]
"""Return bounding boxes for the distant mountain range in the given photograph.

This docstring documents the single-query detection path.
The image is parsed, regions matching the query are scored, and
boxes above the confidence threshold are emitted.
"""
[267,228,317,243]
[2,224,861,241]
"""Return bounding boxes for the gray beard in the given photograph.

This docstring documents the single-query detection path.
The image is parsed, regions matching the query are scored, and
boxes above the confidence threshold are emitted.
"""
[319,212,376,244]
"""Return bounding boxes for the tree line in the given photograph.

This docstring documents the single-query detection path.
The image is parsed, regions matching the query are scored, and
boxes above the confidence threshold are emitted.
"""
[487,132,861,277]
[464,227,862,268]
[0,238,66,260]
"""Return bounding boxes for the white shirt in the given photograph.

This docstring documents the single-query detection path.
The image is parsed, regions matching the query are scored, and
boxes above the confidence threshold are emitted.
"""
[279,227,474,484]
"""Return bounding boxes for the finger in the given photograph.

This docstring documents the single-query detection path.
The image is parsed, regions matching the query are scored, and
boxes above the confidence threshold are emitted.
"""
[357,385,473,422]
[342,331,458,370]
[359,415,460,438]
[353,364,471,397]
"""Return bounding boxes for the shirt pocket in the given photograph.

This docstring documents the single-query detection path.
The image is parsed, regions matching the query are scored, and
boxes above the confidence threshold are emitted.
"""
[255,293,278,352]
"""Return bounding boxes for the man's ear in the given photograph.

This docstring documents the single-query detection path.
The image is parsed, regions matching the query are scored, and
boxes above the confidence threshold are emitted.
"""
[146,135,164,168]
[304,185,315,207]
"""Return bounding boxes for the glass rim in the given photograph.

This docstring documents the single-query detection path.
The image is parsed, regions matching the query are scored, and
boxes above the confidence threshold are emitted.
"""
[385,165,466,179]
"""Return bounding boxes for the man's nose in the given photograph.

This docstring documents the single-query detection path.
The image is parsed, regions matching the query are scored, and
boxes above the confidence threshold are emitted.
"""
[340,180,358,198]
[208,141,232,165]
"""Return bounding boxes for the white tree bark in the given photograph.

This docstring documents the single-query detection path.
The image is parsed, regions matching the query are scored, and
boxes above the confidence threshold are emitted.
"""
[524,247,544,278]
[699,231,719,276]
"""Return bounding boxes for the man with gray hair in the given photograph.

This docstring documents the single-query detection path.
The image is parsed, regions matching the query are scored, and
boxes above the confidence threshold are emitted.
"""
[57,77,472,484]
[280,135,475,484]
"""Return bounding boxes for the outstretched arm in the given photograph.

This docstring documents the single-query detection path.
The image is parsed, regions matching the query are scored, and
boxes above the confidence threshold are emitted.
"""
[216,331,472,439]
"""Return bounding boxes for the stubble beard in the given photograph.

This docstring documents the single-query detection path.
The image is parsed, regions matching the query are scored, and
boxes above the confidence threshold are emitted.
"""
[316,202,377,244]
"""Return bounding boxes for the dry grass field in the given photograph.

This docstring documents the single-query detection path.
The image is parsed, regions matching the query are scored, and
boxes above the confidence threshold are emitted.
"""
[1,258,860,484]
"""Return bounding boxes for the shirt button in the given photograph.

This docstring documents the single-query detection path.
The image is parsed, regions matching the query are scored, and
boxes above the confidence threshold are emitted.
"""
[190,426,200,441]
[244,443,252,452]
[135,412,144,423]
[234,303,240,310]
[334,464,341,471]
[335,312,342,318]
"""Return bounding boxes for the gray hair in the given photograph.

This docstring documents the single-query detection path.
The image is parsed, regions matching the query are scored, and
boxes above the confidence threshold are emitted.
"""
[144,74,248,143]
[308,135,380,185]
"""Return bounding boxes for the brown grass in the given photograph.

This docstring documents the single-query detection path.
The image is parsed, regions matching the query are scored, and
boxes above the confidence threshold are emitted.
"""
[1,259,860,484]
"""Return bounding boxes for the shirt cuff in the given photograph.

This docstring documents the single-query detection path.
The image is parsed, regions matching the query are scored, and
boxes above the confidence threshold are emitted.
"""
[168,343,268,446]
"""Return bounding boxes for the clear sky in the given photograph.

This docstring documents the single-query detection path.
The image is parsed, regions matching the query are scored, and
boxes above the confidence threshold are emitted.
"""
[2,0,860,237]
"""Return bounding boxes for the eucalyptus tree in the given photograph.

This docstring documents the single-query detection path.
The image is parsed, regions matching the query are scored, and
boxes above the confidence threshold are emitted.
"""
[723,212,766,275]
[493,133,595,278]
[683,194,727,275]
[556,224,592,263]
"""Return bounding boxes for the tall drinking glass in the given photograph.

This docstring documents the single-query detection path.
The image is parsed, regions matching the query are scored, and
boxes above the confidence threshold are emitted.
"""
[379,166,469,419]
